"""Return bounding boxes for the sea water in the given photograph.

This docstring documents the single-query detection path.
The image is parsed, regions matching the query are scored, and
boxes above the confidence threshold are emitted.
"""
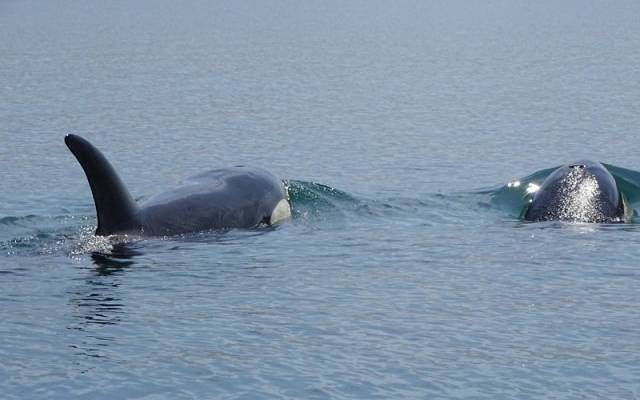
[1,1,640,398]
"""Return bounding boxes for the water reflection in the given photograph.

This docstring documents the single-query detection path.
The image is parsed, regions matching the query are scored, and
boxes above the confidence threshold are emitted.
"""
[513,219,640,233]
[90,242,142,275]
[67,242,143,362]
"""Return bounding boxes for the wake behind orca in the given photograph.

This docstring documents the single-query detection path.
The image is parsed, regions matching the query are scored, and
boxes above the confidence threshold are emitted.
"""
[65,134,291,236]
[490,160,640,223]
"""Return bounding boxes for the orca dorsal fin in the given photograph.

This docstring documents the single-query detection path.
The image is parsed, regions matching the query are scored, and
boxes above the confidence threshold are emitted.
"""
[65,134,139,235]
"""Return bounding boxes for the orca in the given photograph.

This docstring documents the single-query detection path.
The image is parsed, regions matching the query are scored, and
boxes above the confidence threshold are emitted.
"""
[65,134,291,236]
[523,160,628,223]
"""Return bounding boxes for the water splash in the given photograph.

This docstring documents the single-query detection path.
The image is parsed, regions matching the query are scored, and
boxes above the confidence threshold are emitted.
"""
[285,180,361,221]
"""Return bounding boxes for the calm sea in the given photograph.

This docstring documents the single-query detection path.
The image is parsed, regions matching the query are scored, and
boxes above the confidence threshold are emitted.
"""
[1,0,640,398]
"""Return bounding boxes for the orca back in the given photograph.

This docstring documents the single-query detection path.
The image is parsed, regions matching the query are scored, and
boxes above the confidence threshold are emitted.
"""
[136,167,289,235]
[524,161,624,222]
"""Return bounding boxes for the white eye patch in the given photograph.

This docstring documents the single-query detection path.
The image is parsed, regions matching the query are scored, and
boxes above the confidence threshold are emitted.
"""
[270,199,291,224]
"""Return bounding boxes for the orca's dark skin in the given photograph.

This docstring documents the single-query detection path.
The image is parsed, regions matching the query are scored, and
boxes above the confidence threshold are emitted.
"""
[65,134,291,236]
[524,160,627,223]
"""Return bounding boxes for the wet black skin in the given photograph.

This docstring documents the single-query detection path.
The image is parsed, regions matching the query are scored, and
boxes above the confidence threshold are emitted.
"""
[524,160,625,223]
[65,134,289,236]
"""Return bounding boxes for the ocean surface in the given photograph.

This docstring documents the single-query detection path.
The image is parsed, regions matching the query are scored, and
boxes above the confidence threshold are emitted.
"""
[2,0,640,398]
